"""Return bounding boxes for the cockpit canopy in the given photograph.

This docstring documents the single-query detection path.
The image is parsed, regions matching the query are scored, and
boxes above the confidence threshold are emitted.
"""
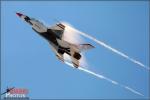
[31,18,44,25]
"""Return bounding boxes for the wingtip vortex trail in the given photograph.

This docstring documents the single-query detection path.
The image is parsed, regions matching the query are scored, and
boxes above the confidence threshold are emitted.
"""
[79,31,149,70]
[124,86,144,97]
[64,61,145,97]
[65,25,149,71]
[63,24,146,97]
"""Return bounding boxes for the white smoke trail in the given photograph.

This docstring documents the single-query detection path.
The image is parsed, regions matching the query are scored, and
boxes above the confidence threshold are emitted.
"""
[61,22,145,97]
[124,86,144,96]
[64,24,149,70]
[64,61,144,97]
[76,31,149,70]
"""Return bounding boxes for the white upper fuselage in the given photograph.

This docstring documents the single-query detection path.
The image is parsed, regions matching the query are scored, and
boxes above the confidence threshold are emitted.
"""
[20,15,47,33]
[30,19,47,33]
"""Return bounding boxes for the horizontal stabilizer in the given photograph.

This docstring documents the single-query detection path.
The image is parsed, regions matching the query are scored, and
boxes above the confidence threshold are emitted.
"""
[78,44,95,52]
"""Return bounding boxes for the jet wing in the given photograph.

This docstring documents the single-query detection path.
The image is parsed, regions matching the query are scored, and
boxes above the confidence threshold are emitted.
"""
[77,44,95,52]
[56,40,94,68]
[50,23,65,30]
[57,39,94,53]
[49,23,65,39]
[50,41,80,68]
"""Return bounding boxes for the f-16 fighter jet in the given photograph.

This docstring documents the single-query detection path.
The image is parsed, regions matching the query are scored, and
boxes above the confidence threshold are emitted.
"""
[16,12,94,68]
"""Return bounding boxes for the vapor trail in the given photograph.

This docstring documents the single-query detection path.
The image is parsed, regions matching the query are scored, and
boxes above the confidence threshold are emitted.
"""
[64,24,149,70]
[78,31,149,70]
[64,61,144,97]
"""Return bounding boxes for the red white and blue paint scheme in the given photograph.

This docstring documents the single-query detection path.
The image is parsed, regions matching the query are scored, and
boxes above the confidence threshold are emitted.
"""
[16,12,94,68]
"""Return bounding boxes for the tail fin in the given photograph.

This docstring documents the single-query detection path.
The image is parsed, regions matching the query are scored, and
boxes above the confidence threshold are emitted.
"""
[78,44,95,52]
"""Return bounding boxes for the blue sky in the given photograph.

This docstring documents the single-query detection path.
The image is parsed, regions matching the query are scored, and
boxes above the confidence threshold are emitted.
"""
[1,1,149,99]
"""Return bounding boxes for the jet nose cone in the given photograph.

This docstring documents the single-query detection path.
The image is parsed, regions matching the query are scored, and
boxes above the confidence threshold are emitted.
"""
[16,12,23,17]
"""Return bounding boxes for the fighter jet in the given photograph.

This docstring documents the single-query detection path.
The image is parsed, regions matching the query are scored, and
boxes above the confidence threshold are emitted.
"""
[1,87,15,95]
[16,12,94,68]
